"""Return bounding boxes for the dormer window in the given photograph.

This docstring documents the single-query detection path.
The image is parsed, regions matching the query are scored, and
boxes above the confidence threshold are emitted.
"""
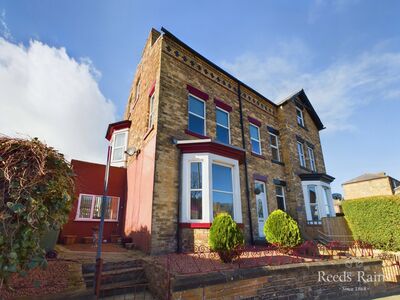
[111,130,128,164]
[296,106,305,127]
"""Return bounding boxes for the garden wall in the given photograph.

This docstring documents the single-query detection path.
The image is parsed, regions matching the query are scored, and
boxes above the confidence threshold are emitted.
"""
[168,259,390,300]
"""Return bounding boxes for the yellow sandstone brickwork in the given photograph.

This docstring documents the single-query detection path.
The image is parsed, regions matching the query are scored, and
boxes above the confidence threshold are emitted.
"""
[124,29,330,254]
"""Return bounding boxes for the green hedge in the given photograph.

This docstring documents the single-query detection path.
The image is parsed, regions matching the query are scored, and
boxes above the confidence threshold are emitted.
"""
[264,210,302,248]
[342,195,400,251]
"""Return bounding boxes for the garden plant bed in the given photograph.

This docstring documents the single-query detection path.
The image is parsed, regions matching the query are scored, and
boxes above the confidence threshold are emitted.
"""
[0,260,71,300]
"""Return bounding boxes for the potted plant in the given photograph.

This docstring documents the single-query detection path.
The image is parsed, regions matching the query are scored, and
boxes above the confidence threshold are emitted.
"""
[209,213,244,263]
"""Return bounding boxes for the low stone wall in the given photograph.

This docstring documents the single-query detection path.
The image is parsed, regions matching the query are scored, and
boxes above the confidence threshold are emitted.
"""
[170,259,390,300]
[143,259,171,300]
[179,228,210,252]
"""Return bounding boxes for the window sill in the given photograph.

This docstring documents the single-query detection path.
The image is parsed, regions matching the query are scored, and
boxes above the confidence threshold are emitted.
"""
[297,123,308,131]
[185,129,209,139]
[74,219,119,223]
[143,125,154,140]
[251,152,266,160]
[271,159,285,166]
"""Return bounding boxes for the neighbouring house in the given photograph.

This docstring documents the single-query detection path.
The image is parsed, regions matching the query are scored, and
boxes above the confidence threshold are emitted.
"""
[61,28,337,254]
[59,159,127,244]
[342,172,400,200]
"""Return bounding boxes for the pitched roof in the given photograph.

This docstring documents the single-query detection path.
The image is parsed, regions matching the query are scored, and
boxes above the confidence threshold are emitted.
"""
[277,89,325,131]
[342,172,387,185]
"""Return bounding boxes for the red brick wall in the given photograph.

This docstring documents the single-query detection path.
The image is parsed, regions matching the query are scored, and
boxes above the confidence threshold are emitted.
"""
[59,159,127,243]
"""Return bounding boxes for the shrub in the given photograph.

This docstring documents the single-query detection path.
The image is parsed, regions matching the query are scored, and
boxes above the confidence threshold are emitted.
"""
[264,210,302,248]
[0,137,74,286]
[209,213,244,262]
[342,196,400,251]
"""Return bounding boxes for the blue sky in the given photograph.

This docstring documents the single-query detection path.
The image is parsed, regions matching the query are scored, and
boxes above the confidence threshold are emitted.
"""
[0,0,399,193]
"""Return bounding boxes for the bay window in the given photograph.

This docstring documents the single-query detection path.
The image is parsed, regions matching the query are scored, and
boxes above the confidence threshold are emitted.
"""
[188,95,205,135]
[181,153,242,224]
[301,181,334,224]
[216,108,230,144]
[76,194,120,221]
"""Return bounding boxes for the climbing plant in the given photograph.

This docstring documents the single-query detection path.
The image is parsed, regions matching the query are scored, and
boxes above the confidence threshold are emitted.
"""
[0,136,74,287]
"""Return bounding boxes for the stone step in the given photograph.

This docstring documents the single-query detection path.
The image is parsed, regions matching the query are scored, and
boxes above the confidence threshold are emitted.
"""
[82,259,143,274]
[84,266,146,288]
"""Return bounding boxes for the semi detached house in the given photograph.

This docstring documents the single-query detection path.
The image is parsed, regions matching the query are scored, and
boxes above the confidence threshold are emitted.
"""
[62,28,337,255]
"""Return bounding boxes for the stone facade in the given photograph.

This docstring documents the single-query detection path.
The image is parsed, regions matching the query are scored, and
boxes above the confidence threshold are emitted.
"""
[123,28,335,254]
[343,174,400,200]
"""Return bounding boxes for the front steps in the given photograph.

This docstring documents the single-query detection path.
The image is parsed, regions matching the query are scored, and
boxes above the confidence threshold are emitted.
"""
[81,260,150,298]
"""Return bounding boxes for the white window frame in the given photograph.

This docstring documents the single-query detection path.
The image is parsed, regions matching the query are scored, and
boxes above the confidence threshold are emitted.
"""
[275,185,286,211]
[296,107,305,127]
[181,153,242,224]
[269,132,281,162]
[111,129,129,166]
[307,146,316,171]
[250,124,262,155]
[297,141,306,167]
[148,93,156,129]
[215,107,231,144]
[189,161,204,221]
[301,181,335,224]
[188,94,206,135]
[75,193,120,222]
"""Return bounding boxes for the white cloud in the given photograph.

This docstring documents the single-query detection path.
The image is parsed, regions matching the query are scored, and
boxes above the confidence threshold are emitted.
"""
[0,38,116,163]
[221,42,400,132]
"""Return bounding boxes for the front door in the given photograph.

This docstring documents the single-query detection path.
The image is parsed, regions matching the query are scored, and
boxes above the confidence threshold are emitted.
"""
[255,181,268,238]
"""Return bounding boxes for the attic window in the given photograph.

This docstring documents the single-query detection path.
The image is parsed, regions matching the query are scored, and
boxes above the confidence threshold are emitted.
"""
[296,106,305,127]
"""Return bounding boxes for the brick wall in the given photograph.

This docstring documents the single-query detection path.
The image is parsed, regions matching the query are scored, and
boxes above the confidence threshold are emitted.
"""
[123,29,333,254]
[170,259,388,300]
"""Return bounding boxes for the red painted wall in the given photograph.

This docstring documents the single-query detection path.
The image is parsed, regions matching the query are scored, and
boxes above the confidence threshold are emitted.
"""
[124,135,156,253]
[60,159,127,243]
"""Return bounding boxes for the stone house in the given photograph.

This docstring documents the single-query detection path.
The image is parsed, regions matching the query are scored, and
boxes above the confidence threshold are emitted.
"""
[66,28,336,254]
[342,172,400,200]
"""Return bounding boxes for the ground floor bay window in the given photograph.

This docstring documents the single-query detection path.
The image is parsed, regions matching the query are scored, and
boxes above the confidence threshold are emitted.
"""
[180,152,243,224]
[299,173,335,225]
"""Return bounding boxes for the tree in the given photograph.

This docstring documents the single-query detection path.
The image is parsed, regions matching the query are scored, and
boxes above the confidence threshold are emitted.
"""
[0,136,74,287]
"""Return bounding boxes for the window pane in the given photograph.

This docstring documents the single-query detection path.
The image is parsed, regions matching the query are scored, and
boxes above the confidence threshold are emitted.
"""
[308,186,317,203]
[277,196,285,211]
[189,96,204,117]
[216,109,228,127]
[271,147,279,161]
[212,164,232,192]
[250,125,259,139]
[310,205,319,221]
[79,195,93,218]
[188,114,204,135]
[190,191,202,219]
[270,134,277,146]
[216,126,229,144]
[109,197,119,220]
[257,199,264,218]
[275,186,283,196]
[213,191,233,217]
[323,188,331,217]
[114,132,126,147]
[255,182,264,193]
[93,196,112,219]
[251,140,261,154]
[112,147,124,161]
[190,162,202,189]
